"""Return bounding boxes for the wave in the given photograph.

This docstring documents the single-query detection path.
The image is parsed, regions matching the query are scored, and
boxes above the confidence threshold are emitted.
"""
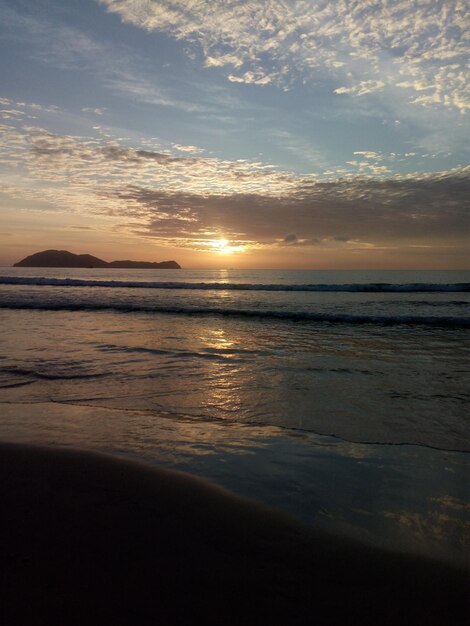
[1,300,469,327]
[1,366,107,381]
[1,276,469,292]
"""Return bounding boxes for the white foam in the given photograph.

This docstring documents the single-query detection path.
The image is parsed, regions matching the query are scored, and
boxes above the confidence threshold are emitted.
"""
[1,276,469,292]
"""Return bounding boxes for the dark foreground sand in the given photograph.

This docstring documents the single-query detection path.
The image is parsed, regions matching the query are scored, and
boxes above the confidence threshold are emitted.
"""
[1,442,468,626]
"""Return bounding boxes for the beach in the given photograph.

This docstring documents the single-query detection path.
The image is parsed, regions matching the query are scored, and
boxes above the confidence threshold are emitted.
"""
[1,267,469,623]
[1,442,469,626]
[2,0,469,621]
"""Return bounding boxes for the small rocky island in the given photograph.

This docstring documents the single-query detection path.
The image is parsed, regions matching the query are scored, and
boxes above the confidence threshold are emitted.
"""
[14,250,181,269]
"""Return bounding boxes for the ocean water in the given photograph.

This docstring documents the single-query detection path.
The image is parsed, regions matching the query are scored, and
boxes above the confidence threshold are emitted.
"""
[1,268,469,565]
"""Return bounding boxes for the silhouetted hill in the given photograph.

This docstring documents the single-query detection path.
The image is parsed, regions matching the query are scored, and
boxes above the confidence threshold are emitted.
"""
[107,260,181,269]
[14,250,181,269]
[14,250,108,268]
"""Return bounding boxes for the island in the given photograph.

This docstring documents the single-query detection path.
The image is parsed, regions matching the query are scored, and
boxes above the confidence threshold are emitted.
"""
[13,250,181,269]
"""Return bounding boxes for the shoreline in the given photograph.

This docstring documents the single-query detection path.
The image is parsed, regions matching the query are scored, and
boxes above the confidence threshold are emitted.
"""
[1,441,469,625]
[0,400,469,569]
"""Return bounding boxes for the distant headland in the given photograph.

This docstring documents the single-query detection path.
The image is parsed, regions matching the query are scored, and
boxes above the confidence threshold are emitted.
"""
[14,250,181,269]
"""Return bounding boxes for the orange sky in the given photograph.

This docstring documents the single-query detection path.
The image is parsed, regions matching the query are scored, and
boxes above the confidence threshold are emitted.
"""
[1,1,469,269]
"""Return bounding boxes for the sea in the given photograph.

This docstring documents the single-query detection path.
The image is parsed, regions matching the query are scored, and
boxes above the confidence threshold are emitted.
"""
[1,267,469,566]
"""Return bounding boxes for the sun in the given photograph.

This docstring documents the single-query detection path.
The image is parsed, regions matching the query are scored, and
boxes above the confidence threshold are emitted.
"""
[215,238,229,250]
[211,238,231,253]
[208,237,246,255]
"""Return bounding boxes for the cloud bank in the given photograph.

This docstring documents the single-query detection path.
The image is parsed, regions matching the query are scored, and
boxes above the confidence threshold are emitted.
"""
[1,120,468,255]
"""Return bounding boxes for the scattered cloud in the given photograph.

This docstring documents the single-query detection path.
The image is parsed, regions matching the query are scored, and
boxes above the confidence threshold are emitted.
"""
[334,81,386,97]
[81,107,107,115]
[228,71,272,86]
[98,0,470,112]
[0,109,24,120]
[172,143,205,154]
[205,54,243,69]
[1,121,468,253]
[353,152,382,160]
[0,97,60,119]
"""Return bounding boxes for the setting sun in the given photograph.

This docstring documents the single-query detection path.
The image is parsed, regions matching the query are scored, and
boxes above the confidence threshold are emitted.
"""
[212,238,229,251]
[209,238,245,254]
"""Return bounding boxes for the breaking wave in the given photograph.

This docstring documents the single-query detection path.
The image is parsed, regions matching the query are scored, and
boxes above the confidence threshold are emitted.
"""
[1,300,468,327]
[1,276,469,292]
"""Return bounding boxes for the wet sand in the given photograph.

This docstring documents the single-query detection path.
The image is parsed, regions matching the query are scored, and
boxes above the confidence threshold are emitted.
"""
[1,442,468,625]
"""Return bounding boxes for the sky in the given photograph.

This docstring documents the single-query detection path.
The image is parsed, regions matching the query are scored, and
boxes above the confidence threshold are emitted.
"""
[0,0,469,269]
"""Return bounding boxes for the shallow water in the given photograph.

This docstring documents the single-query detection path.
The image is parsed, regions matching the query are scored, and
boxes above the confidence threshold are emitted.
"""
[1,307,468,450]
[1,268,469,566]
[1,401,468,567]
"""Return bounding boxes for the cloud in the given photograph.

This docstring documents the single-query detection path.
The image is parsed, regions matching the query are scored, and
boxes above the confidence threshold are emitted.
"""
[81,107,107,115]
[125,169,470,250]
[283,233,297,244]
[334,81,385,97]
[1,121,468,255]
[0,97,60,120]
[0,117,470,256]
[0,109,24,120]
[205,54,243,69]
[172,143,205,154]
[98,0,470,112]
[0,123,298,224]
[353,152,381,160]
[279,233,324,247]
[228,71,272,86]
